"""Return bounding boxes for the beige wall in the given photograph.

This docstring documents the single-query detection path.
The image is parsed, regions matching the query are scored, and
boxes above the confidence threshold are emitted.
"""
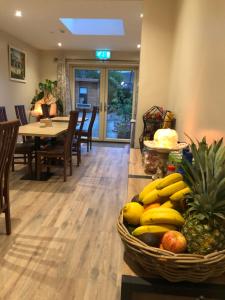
[39,50,140,82]
[0,31,40,120]
[168,0,225,143]
[134,0,179,147]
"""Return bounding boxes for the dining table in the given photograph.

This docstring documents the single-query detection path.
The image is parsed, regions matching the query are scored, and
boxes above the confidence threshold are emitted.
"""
[18,121,68,180]
[51,116,88,122]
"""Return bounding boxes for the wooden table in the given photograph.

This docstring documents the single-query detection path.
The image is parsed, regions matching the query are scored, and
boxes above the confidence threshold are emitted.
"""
[19,121,68,138]
[121,149,225,299]
[52,116,88,122]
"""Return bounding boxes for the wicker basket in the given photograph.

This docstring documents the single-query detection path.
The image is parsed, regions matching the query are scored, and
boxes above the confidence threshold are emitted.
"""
[117,210,225,282]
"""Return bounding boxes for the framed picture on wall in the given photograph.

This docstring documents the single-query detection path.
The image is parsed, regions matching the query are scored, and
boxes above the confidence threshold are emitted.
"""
[8,45,26,82]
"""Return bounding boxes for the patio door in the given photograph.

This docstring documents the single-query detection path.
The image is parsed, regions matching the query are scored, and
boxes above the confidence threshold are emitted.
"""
[73,67,136,142]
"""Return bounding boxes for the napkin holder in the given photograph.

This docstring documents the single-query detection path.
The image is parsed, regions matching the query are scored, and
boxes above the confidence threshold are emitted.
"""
[40,118,52,127]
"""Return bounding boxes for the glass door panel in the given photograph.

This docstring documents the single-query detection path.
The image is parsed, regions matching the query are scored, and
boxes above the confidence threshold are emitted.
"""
[74,69,101,138]
[106,70,134,140]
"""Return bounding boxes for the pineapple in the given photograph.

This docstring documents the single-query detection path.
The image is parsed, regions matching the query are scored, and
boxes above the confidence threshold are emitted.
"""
[181,137,225,255]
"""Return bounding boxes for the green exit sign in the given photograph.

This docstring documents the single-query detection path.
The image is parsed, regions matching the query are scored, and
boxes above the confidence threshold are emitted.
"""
[96,50,111,60]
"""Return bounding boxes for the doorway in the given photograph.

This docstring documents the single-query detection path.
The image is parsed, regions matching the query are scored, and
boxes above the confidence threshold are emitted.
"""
[73,67,137,142]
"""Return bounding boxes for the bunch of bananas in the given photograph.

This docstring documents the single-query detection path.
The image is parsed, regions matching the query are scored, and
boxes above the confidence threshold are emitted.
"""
[122,173,191,250]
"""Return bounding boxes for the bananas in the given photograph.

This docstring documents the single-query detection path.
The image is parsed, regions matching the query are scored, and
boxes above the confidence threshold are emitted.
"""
[156,173,183,190]
[139,178,163,201]
[132,224,176,236]
[142,189,160,205]
[140,207,185,226]
[158,181,187,197]
[170,187,191,201]
[161,200,174,208]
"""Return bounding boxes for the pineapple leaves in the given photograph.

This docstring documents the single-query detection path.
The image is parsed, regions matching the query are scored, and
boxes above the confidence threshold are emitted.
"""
[182,136,225,218]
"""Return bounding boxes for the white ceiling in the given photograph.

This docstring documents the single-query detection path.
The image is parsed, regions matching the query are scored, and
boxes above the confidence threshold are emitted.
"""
[0,0,143,51]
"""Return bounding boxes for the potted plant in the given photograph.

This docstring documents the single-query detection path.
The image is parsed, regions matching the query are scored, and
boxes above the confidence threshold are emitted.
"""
[31,79,63,118]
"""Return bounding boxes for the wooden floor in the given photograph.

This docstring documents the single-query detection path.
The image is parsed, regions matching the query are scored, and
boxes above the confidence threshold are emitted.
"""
[0,143,129,300]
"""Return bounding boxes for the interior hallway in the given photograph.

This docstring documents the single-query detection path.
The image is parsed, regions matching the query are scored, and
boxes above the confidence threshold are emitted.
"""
[0,144,129,300]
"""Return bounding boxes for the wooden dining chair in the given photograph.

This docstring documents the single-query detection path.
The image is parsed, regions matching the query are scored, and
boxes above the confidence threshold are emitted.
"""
[0,106,8,122]
[72,109,87,166]
[36,111,79,182]
[0,120,20,234]
[12,105,35,174]
[80,106,98,152]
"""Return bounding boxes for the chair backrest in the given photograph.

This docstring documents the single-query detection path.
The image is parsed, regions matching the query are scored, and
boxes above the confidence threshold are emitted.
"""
[79,109,87,132]
[0,106,8,122]
[0,120,20,212]
[15,105,28,125]
[64,111,79,157]
[88,106,98,133]
[41,104,50,118]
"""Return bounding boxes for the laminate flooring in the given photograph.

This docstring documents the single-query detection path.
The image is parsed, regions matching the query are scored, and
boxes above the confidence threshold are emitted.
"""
[0,143,130,300]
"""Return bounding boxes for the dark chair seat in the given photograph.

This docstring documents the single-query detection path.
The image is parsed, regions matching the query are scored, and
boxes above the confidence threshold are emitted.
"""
[14,142,34,154]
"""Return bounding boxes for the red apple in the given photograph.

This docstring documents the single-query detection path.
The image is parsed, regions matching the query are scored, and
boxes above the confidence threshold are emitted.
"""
[161,231,187,253]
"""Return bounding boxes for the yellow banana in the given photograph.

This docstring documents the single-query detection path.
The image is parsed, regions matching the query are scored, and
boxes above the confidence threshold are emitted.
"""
[142,189,160,205]
[158,181,187,197]
[140,207,185,226]
[132,224,176,236]
[161,200,174,208]
[139,178,163,201]
[170,187,191,201]
[156,173,183,190]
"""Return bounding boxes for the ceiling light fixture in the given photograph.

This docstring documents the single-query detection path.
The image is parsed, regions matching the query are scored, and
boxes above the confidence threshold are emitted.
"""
[137,44,141,49]
[140,13,144,18]
[15,10,22,17]
[57,42,62,47]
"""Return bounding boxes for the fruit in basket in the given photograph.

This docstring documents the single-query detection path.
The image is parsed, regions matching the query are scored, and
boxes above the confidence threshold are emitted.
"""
[134,233,161,247]
[170,187,191,201]
[131,194,143,205]
[158,181,187,197]
[156,173,183,190]
[139,178,163,201]
[140,207,185,226]
[161,200,174,208]
[144,202,161,211]
[181,137,225,255]
[132,224,176,236]
[142,189,160,205]
[123,202,144,225]
[161,231,187,253]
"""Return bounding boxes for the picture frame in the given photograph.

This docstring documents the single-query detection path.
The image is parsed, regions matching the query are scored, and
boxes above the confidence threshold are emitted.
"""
[8,45,27,82]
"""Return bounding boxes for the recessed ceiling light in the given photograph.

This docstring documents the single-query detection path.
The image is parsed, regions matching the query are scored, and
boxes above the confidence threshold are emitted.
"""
[137,44,141,49]
[140,13,144,18]
[15,10,22,17]
[59,18,124,36]
[57,42,62,47]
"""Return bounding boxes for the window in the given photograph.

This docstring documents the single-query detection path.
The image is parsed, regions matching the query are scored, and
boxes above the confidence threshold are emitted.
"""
[79,87,88,104]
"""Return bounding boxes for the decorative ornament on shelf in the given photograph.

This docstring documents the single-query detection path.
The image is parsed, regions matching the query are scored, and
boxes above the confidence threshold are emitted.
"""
[31,79,64,119]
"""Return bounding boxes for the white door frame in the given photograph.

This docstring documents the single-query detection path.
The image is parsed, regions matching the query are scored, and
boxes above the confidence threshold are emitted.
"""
[70,62,138,142]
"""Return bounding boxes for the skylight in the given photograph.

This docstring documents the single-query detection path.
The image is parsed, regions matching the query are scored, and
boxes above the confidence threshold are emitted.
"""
[59,18,125,36]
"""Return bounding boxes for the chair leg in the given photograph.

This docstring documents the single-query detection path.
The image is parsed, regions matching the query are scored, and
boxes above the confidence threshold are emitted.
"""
[37,154,41,180]
[64,160,67,182]
[12,157,15,172]
[87,140,89,152]
[27,153,32,175]
[24,154,27,164]
[90,136,92,150]
[70,158,73,175]
[5,205,11,235]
